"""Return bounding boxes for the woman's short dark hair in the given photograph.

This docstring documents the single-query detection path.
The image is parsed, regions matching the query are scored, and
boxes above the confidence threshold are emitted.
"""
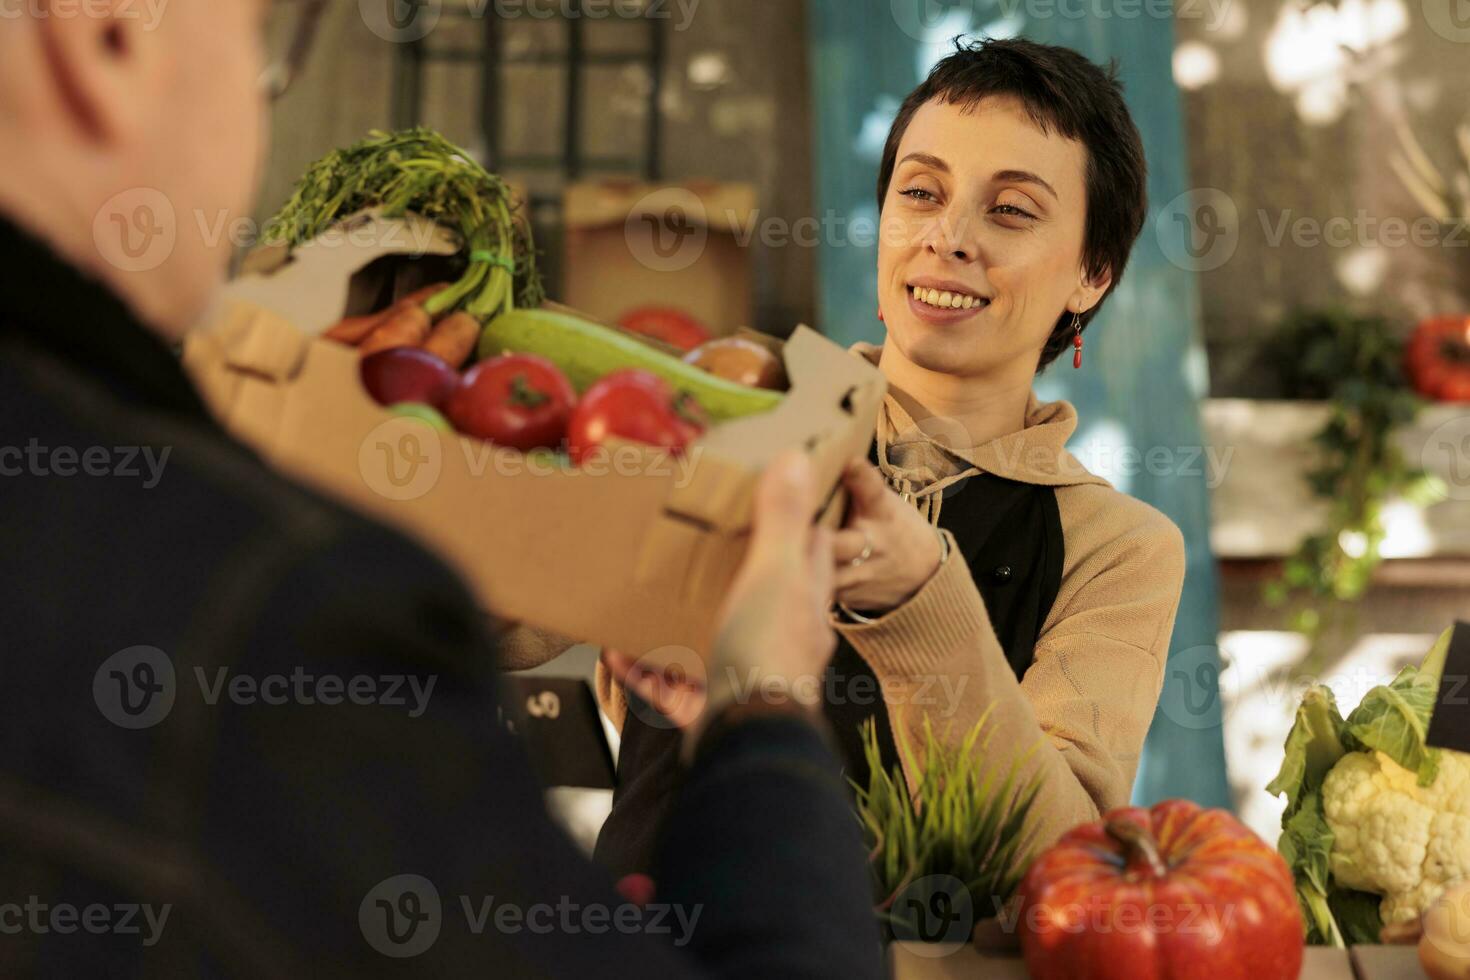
[877,37,1148,373]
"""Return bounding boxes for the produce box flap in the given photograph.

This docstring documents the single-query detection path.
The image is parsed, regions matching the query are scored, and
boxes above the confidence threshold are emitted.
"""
[563,180,757,234]
[190,297,311,384]
[224,210,459,338]
[661,326,886,532]
[1427,620,1470,753]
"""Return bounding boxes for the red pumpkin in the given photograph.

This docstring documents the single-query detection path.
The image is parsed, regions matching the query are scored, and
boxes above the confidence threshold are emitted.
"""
[1018,799,1303,980]
[1405,315,1470,402]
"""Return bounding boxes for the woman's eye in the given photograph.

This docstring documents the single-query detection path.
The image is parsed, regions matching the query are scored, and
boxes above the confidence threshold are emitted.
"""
[901,187,937,203]
[992,204,1036,219]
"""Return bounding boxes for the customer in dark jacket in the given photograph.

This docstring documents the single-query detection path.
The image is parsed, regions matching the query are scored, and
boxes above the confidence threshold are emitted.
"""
[0,3,881,977]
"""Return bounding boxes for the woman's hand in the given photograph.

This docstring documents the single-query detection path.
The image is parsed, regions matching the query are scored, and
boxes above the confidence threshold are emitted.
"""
[833,459,944,614]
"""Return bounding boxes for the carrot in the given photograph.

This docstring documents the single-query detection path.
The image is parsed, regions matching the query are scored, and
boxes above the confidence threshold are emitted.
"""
[360,305,433,356]
[322,283,452,348]
[324,311,390,346]
[422,311,482,369]
[395,282,454,310]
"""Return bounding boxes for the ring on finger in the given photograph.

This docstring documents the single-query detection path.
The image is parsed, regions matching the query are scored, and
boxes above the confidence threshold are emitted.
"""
[849,531,874,568]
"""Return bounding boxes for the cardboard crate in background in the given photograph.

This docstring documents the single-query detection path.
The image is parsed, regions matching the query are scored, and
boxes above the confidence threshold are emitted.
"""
[183,212,885,664]
[562,180,757,338]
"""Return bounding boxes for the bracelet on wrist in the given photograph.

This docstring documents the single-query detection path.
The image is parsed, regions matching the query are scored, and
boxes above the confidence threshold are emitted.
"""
[837,528,950,624]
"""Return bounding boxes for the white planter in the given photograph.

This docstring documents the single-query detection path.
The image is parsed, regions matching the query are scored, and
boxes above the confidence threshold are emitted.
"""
[1203,399,1470,559]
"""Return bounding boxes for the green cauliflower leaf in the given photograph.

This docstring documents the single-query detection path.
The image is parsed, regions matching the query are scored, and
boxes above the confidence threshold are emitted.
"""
[1327,887,1386,946]
[1342,664,1442,787]
[1268,686,1347,818]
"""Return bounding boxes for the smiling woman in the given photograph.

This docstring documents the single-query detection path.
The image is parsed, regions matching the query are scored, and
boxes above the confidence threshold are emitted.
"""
[874,44,1146,387]
[594,37,1188,882]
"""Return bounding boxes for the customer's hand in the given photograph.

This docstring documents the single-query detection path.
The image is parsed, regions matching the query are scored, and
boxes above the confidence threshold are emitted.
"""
[832,460,944,614]
[602,646,707,730]
[603,450,838,730]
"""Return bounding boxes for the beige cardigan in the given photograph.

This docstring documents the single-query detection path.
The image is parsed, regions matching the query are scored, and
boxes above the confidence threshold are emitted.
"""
[502,345,1187,851]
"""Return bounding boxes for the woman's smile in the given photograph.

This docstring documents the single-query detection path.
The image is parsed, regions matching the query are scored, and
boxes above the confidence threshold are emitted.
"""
[905,276,992,324]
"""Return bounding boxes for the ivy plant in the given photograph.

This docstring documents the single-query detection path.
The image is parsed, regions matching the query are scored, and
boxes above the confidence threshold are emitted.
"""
[1263,308,1446,664]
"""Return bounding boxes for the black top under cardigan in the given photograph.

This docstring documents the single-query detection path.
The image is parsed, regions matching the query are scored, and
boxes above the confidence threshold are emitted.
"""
[595,448,1066,878]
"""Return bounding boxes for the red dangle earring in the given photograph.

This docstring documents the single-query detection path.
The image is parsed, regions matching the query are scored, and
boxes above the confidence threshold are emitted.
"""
[1072,312,1084,369]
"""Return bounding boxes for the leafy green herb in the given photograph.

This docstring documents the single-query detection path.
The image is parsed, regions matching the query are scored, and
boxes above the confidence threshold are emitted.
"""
[266,128,544,321]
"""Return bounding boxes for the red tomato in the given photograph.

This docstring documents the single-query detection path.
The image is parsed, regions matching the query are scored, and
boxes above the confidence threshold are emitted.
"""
[617,307,712,353]
[1441,373,1470,402]
[566,370,707,464]
[1414,359,1451,398]
[444,354,576,452]
[1405,315,1470,401]
[1018,799,1303,980]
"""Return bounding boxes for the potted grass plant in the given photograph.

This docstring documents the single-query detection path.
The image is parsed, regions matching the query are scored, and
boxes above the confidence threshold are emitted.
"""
[854,710,1043,949]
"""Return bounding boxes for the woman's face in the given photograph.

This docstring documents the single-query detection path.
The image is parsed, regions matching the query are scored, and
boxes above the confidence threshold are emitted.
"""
[877,95,1107,381]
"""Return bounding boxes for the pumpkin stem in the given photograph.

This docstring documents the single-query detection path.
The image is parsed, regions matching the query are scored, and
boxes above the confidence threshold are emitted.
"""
[1105,819,1169,879]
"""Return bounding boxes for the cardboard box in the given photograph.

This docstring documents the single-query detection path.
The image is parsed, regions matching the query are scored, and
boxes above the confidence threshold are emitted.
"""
[183,212,885,662]
[562,180,757,337]
[889,943,1356,979]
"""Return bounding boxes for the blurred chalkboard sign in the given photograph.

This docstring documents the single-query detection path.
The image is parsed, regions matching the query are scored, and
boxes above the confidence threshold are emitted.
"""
[1427,621,1470,754]
[500,676,615,790]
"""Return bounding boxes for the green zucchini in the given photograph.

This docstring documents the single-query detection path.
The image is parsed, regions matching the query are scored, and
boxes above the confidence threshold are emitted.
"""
[478,308,784,423]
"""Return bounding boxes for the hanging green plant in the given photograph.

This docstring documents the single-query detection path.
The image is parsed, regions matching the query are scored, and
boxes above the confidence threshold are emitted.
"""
[853,711,1043,942]
[1263,308,1446,663]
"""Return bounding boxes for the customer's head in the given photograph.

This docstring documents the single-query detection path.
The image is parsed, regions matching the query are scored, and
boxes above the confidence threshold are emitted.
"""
[875,37,1147,381]
[0,0,271,336]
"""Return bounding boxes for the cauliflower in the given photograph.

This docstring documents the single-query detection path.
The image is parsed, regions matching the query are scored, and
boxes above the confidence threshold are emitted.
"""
[1323,749,1470,924]
[1269,626,1463,946]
